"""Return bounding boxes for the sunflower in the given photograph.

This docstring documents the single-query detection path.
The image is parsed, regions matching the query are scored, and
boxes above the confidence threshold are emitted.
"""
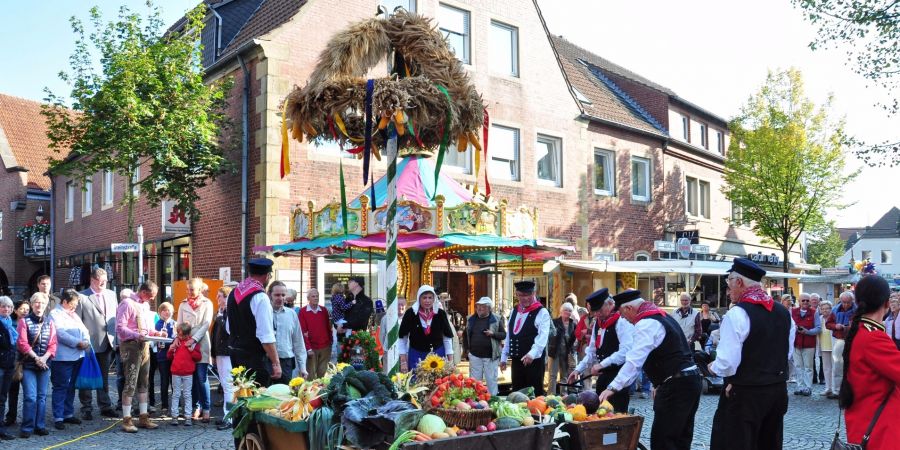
[420,354,445,373]
[289,377,305,388]
[231,366,246,376]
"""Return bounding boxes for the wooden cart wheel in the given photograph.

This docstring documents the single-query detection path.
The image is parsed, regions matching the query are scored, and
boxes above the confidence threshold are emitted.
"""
[239,433,265,450]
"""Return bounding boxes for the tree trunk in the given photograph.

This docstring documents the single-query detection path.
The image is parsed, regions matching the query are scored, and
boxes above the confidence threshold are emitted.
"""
[782,242,791,297]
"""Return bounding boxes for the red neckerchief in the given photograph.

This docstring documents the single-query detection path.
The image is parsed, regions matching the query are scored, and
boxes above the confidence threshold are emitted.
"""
[234,278,265,305]
[593,312,620,349]
[635,302,666,321]
[513,300,542,334]
[187,295,202,310]
[418,307,435,335]
[739,286,774,312]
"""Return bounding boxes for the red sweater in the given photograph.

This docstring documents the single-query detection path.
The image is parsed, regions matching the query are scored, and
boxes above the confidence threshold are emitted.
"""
[845,318,900,449]
[167,338,201,376]
[299,306,333,350]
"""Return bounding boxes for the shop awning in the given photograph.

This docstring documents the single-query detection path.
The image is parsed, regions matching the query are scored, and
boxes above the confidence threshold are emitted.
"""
[557,259,804,278]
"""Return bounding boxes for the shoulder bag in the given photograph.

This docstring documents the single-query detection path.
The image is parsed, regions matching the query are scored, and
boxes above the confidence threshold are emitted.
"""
[12,320,45,382]
[831,394,891,450]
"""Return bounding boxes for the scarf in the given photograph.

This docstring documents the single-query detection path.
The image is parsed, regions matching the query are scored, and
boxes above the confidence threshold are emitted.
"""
[677,307,694,319]
[234,277,265,305]
[634,302,666,321]
[594,312,620,349]
[0,316,17,345]
[513,300,542,334]
[418,307,435,335]
[739,286,774,312]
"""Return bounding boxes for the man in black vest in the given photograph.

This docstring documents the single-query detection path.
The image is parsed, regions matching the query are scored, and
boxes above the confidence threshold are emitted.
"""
[569,288,634,411]
[226,258,281,387]
[339,277,373,334]
[598,289,702,450]
[500,280,551,396]
[708,258,795,450]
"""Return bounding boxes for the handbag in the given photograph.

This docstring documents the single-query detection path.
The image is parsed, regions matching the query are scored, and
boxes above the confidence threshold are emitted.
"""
[12,320,46,382]
[831,394,891,450]
[75,346,104,390]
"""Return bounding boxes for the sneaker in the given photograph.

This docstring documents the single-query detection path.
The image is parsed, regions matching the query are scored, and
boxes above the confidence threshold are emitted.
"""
[827,392,840,399]
[81,411,93,421]
[34,429,49,436]
[793,390,802,395]
[183,419,193,427]
[63,417,82,425]
[803,389,812,396]
[54,421,65,430]
[18,432,30,439]
[3,418,14,427]
[169,419,180,426]
[100,409,118,418]
[216,421,231,431]
[0,432,15,440]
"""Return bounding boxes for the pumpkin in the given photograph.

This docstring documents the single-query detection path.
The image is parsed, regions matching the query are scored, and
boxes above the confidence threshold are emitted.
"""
[526,399,547,415]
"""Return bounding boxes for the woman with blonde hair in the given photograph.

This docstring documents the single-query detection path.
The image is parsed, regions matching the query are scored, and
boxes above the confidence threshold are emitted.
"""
[17,293,57,438]
[174,278,213,422]
[210,286,234,430]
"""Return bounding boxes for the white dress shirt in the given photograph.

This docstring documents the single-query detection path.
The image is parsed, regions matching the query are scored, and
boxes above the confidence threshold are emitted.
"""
[226,292,276,345]
[501,307,552,363]
[272,306,308,368]
[607,319,667,391]
[709,306,797,378]
[574,317,635,374]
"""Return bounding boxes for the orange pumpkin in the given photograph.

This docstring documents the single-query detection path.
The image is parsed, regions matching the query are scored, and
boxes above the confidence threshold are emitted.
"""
[527,399,547,415]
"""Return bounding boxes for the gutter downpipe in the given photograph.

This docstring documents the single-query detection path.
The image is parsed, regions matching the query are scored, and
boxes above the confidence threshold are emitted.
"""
[49,179,55,285]
[238,54,250,280]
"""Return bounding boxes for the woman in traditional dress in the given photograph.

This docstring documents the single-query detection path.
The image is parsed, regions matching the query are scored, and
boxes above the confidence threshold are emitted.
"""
[398,285,454,372]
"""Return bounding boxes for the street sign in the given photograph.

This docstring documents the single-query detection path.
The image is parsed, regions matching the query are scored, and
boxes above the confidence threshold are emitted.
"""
[821,267,850,276]
[676,238,692,258]
[111,243,139,253]
[691,244,710,254]
[654,240,676,252]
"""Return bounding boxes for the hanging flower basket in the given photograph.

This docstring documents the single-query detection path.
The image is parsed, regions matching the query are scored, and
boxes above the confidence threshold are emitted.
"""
[16,220,50,241]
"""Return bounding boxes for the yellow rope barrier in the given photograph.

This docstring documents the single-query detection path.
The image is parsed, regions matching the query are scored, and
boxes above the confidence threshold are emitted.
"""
[42,420,121,450]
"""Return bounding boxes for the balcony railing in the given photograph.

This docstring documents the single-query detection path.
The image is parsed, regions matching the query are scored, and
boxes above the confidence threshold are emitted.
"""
[24,234,50,259]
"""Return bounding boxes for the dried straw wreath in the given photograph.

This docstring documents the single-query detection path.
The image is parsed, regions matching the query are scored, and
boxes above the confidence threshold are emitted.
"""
[283,10,485,156]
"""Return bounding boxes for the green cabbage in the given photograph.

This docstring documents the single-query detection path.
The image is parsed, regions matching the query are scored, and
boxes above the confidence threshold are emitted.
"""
[416,414,447,435]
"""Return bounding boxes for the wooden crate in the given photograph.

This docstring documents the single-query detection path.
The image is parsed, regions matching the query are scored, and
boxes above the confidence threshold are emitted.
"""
[401,423,556,450]
[254,413,309,450]
[563,416,644,450]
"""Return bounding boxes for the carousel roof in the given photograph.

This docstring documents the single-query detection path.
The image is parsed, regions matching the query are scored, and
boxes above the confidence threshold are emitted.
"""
[349,155,474,209]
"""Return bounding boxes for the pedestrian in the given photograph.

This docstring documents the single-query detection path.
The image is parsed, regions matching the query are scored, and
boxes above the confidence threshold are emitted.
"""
[791,293,820,396]
[548,303,577,395]
[817,300,836,398]
[176,278,213,423]
[48,289,89,431]
[826,290,856,397]
[17,292,57,438]
[77,267,118,420]
[225,258,280,387]
[330,283,351,338]
[708,258,794,450]
[154,302,176,416]
[780,294,793,310]
[210,286,233,430]
[340,277,373,335]
[399,285,455,371]
[35,275,60,311]
[883,293,900,350]
[500,281,552,397]
[167,322,201,427]
[466,297,506,396]
[269,281,308,385]
[838,275,899,450]
[0,296,18,440]
[574,302,595,391]
[598,290,701,450]
[5,299,30,427]
[809,294,825,385]
[300,288,333,380]
[570,288,635,413]
[674,293,701,349]
[115,282,163,432]
[438,293,462,366]
[698,301,720,347]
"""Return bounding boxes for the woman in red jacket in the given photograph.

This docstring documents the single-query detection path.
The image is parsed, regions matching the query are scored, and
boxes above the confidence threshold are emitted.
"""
[839,275,900,449]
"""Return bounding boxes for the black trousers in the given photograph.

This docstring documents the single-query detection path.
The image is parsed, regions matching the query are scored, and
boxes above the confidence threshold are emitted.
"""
[230,349,272,388]
[270,358,295,386]
[157,359,171,409]
[511,355,546,397]
[651,375,702,450]
[709,382,788,450]
[79,348,114,413]
[148,352,158,405]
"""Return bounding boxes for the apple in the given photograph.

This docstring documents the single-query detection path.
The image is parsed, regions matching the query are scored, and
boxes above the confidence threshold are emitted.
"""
[475,425,488,433]
[486,421,497,432]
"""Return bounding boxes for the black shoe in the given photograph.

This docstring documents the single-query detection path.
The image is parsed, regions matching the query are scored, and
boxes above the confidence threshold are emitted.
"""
[82,411,93,421]
[18,432,30,439]
[0,432,14,440]
[3,417,14,427]
[100,409,118,418]
[63,417,82,425]
[34,429,49,436]
[54,421,65,430]
[216,421,231,431]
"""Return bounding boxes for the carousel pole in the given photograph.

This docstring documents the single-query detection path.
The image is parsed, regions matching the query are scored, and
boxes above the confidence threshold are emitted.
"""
[384,130,400,376]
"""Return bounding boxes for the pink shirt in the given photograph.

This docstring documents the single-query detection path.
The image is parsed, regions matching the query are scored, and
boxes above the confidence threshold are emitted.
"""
[116,298,149,342]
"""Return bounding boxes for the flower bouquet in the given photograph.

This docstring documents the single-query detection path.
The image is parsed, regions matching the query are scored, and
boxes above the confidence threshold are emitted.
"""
[338,330,381,371]
[414,353,455,386]
[231,365,260,400]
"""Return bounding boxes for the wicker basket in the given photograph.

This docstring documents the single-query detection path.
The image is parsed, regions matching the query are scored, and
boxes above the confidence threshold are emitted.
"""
[428,407,494,429]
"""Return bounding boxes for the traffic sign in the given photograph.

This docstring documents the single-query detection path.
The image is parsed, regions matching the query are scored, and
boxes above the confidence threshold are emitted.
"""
[111,243,140,253]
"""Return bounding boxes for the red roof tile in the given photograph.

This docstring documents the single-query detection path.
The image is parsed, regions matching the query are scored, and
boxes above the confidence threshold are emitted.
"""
[0,94,62,190]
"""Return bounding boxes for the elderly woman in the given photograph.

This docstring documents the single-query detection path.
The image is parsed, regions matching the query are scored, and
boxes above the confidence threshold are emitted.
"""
[17,292,57,438]
[175,278,213,423]
[399,285,455,372]
[48,289,90,431]
[817,300,836,398]
[4,299,29,427]
[0,297,17,440]
[548,303,577,395]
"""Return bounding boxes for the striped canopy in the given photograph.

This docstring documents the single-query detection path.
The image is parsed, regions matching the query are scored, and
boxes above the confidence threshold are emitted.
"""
[349,155,473,209]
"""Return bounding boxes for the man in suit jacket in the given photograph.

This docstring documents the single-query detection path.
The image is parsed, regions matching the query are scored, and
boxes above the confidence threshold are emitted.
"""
[76,267,119,420]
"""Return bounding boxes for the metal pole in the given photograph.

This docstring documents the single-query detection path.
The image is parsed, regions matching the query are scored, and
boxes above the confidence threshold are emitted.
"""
[137,225,144,285]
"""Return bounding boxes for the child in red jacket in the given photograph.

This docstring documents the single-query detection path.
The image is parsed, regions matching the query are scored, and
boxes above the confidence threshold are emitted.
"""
[167,322,201,426]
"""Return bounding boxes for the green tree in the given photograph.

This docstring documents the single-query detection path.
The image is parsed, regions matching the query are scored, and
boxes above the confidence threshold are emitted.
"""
[806,223,846,268]
[723,68,857,282]
[793,0,899,166]
[43,2,233,240]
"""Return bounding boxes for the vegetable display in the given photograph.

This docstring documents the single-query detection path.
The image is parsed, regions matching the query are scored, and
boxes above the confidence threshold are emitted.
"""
[429,374,491,408]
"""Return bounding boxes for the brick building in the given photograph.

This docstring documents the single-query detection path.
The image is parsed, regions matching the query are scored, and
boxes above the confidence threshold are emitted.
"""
[0,94,54,298]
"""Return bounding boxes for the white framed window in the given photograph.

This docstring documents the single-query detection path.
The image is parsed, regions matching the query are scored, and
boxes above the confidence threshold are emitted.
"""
[381,0,415,13]
[489,124,520,181]
[731,202,749,226]
[882,250,892,264]
[535,134,561,186]
[681,115,689,141]
[65,181,75,221]
[103,170,114,206]
[132,165,140,197]
[700,179,710,218]
[635,251,651,261]
[593,251,616,262]
[490,20,519,77]
[82,179,93,215]
[438,4,470,64]
[861,250,872,260]
[716,131,725,154]
[699,123,708,149]
[686,177,710,219]
[631,156,651,202]
[444,142,472,173]
[593,148,615,196]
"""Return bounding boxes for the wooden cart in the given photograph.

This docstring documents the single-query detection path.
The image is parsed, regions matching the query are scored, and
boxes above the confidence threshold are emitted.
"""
[562,415,645,450]
[400,423,556,450]
[239,413,309,450]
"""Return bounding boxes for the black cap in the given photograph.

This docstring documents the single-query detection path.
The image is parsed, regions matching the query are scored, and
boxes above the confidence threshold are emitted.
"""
[612,289,642,309]
[513,280,536,294]
[348,276,364,287]
[585,288,610,310]
[248,258,274,275]
[727,258,766,282]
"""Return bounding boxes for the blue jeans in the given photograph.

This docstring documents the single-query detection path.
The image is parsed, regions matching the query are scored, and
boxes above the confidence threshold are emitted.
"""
[0,367,13,434]
[21,368,50,433]
[51,359,83,422]
[191,363,210,412]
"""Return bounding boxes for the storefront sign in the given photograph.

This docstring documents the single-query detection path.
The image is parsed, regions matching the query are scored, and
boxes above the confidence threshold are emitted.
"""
[162,201,191,234]
[821,267,850,276]
[747,252,780,265]
[219,267,231,283]
[110,243,139,253]
[691,244,710,254]
[654,240,676,252]
[676,230,700,244]
[677,238,693,258]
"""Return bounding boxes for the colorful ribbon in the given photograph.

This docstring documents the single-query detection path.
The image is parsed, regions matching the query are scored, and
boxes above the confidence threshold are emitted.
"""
[280,101,290,179]
[483,108,491,196]
[363,79,374,185]
[339,159,348,235]
[433,84,452,199]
